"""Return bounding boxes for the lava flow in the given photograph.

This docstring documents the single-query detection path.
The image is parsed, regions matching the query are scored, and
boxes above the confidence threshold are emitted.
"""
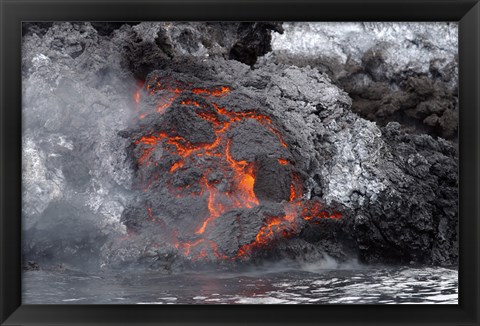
[127,76,342,262]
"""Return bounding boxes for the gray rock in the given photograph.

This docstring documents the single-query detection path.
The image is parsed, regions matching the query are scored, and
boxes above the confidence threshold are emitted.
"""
[264,22,458,140]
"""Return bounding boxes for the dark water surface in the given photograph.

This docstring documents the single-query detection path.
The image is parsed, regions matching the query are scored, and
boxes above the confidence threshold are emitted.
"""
[23,265,458,304]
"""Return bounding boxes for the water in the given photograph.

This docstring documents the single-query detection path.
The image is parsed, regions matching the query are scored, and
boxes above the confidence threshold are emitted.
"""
[23,263,458,304]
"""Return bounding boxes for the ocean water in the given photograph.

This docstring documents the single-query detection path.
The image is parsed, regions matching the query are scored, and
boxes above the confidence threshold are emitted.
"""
[22,264,458,304]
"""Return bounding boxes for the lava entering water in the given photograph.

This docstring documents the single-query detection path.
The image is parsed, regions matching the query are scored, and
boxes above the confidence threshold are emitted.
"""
[128,76,341,261]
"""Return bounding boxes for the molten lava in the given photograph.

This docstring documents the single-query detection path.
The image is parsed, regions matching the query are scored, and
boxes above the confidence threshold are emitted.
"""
[130,77,342,262]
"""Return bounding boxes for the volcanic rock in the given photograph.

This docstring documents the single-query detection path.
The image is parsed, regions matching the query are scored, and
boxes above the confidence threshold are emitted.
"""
[119,22,282,79]
[265,22,458,140]
[117,58,457,267]
[205,205,285,257]
[229,22,284,65]
[254,155,292,203]
[21,22,458,270]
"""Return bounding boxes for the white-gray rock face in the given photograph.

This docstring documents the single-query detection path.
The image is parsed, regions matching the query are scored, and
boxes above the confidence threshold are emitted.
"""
[270,22,457,85]
[265,22,458,140]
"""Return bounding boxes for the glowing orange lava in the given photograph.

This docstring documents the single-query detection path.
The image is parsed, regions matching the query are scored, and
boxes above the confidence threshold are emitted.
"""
[169,161,184,173]
[134,90,141,104]
[236,214,295,257]
[134,80,145,113]
[192,86,230,96]
[131,78,341,261]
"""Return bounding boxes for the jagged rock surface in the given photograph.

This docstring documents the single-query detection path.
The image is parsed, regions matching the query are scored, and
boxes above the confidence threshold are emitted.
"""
[118,22,282,78]
[264,22,458,140]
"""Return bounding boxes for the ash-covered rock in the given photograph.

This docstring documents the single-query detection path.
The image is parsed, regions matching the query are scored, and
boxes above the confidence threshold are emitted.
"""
[264,22,458,140]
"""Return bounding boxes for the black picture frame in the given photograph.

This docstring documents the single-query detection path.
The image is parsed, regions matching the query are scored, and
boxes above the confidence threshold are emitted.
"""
[1,0,479,325]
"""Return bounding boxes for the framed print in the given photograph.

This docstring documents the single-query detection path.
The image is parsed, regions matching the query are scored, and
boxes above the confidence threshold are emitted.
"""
[1,0,479,325]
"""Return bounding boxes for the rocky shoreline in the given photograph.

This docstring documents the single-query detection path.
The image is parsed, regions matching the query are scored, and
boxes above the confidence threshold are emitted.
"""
[22,22,458,272]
